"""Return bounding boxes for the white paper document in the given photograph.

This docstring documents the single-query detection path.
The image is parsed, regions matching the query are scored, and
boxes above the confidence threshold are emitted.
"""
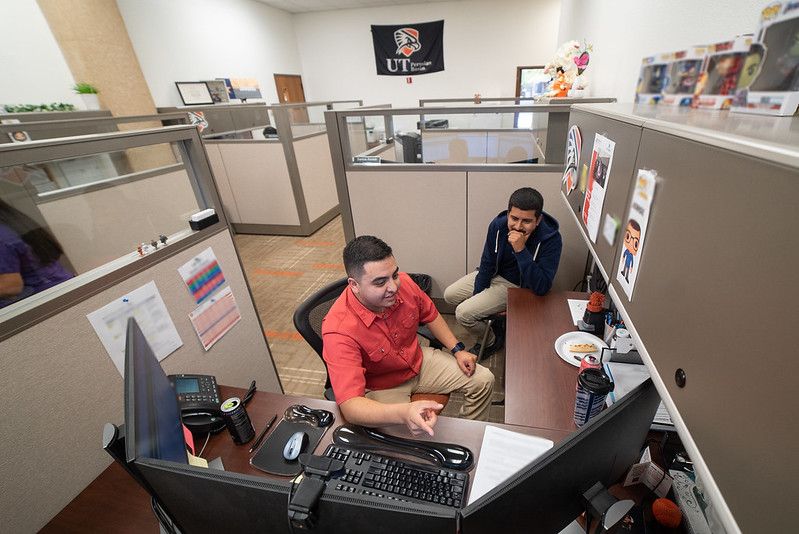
[604,362,672,426]
[86,281,183,376]
[467,426,553,505]
[567,299,588,326]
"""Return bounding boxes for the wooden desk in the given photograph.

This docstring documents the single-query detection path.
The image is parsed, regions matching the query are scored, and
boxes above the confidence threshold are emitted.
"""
[504,289,589,431]
[44,386,570,532]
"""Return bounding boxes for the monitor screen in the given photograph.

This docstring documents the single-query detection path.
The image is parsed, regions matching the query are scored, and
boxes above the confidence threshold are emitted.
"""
[459,378,660,533]
[124,318,188,465]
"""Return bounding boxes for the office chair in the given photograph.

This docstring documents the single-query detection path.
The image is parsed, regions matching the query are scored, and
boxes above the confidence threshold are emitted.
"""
[293,275,449,410]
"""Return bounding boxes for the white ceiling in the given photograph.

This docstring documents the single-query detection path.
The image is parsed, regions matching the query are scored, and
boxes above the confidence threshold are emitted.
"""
[255,0,460,14]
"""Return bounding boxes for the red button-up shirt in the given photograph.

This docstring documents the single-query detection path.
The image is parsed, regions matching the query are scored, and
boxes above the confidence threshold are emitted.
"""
[321,272,439,404]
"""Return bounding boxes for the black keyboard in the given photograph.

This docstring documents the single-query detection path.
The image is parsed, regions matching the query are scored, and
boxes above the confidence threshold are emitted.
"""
[323,445,469,509]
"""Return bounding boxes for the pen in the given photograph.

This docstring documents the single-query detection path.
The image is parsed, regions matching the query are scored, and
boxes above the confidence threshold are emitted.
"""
[248,413,277,453]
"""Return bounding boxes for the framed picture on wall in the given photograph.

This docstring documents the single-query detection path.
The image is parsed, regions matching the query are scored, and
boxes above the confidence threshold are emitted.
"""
[175,82,214,106]
[204,80,229,104]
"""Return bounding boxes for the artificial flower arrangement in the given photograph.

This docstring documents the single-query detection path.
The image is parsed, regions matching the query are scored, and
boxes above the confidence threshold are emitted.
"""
[543,40,593,97]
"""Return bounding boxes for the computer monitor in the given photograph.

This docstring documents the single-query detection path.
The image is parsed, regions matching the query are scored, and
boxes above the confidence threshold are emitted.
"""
[123,317,456,533]
[459,378,660,533]
[124,318,188,465]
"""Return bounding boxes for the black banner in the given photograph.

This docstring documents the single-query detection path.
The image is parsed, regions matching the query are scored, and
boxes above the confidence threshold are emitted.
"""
[371,20,444,76]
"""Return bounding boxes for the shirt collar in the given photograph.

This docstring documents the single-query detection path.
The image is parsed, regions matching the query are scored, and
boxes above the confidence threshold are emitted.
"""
[345,286,404,327]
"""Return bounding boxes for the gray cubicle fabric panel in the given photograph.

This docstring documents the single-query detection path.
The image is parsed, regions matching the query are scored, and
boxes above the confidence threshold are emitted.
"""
[617,129,796,534]
[346,170,466,298]
[564,109,644,276]
[467,171,588,293]
[0,229,280,533]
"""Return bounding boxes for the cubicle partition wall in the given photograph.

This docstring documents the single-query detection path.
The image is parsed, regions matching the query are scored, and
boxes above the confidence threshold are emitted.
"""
[0,127,282,532]
[325,105,591,298]
[562,103,799,534]
[196,101,363,236]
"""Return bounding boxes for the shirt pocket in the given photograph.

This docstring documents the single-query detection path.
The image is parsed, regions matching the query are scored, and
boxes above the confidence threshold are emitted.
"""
[366,344,389,362]
[400,311,419,330]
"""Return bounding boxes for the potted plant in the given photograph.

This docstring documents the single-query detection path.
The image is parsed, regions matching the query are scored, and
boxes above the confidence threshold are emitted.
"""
[73,82,100,110]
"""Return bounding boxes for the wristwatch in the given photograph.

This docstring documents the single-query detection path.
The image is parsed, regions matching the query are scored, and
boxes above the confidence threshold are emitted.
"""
[450,341,466,355]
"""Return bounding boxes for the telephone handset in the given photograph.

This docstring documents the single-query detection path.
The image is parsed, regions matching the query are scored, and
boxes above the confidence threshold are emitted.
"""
[168,374,226,434]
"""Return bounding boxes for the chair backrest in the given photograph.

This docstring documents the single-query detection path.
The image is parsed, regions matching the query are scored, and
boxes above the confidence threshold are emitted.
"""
[292,277,349,392]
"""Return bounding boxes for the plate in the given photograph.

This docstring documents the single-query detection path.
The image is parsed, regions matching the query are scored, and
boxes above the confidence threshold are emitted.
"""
[554,331,608,367]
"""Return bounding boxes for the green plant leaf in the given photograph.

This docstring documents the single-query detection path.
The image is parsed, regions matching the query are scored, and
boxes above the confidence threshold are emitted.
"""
[72,82,99,94]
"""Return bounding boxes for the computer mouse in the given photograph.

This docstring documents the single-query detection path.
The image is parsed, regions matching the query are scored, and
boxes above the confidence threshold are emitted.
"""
[283,431,309,461]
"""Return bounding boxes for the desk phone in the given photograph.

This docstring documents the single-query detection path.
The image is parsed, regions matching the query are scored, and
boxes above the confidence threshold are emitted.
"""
[168,374,221,413]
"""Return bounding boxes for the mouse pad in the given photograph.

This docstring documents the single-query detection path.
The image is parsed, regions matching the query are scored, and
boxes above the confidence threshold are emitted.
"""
[249,419,327,477]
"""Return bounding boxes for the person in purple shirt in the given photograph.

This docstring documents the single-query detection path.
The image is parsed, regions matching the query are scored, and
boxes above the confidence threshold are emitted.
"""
[0,200,73,308]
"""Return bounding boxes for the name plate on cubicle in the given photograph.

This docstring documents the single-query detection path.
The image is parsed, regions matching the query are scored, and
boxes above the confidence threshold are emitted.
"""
[353,155,382,164]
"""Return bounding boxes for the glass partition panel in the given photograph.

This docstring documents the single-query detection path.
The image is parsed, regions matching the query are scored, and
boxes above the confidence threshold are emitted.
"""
[0,129,216,320]
[341,107,563,165]
[288,104,328,138]
[16,144,181,194]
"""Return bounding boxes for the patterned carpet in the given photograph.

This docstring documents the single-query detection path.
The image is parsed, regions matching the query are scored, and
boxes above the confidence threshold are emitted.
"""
[234,216,506,422]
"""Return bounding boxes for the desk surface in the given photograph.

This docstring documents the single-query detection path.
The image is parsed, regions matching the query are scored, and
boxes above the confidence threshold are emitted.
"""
[504,289,589,431]
[44,387,570,533]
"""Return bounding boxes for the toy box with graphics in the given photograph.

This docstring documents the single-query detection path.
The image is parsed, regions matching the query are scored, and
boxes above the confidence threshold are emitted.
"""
[732,1,799,116]
[661,45,709,107]
[693,35,754,110]
[635,53,673,104]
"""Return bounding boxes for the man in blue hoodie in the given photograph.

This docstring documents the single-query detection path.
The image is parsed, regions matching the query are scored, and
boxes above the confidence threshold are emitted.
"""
[444,187,562,357]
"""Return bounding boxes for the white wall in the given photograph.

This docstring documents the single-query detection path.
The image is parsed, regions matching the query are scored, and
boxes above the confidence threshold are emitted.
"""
[293,0,562,108]
[0,1,81,109]
[117,0,304,107]
[557,0,764,103]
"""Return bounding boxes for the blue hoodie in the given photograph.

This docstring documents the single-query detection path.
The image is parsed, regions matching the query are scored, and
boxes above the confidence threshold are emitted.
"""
[473,210,562,296]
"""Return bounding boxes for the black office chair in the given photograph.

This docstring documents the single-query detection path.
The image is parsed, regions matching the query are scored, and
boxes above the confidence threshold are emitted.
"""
[293,275,447,409]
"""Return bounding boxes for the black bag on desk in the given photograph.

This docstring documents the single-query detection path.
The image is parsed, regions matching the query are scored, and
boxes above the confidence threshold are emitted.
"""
[250,420,328,477]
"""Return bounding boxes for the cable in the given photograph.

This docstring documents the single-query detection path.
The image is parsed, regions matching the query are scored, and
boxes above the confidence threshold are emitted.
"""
[150,496,177,534]
[242,380,257,404]
[287,474,302,534]
[197,431,211,458]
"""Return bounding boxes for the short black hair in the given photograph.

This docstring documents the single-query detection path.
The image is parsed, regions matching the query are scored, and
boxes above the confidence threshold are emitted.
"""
[508,187,544,215]
[343,235,393,279]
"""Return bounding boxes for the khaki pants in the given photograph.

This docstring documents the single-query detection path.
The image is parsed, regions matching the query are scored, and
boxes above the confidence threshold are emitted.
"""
[366,346,495,420]
[443,271,517,340]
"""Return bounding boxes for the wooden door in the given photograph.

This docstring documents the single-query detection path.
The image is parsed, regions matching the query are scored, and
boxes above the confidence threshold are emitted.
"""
[274,74,309,123]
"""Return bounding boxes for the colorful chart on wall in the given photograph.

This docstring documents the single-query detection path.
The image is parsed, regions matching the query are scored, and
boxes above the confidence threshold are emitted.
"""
[562,125,582,195]
[582,133,616,242]
[616,169,657,301]
[189,286,241,350]
[178,247,226,304]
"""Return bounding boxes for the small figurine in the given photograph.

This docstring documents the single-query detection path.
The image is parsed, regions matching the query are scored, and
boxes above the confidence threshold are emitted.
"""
[137,244,144,257]
[551,67,571,97]
[159,234,168,245]
[151,239,158,249]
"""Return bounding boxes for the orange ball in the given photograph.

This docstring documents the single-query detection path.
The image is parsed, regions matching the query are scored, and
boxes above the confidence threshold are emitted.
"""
[652,497,682,528]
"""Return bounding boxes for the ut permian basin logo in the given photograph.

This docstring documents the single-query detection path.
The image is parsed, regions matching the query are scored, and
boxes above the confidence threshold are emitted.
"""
[394,27,421,57]
[371,20,444,75]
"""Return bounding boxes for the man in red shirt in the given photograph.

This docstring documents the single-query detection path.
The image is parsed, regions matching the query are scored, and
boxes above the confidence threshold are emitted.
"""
[322,236,495,437]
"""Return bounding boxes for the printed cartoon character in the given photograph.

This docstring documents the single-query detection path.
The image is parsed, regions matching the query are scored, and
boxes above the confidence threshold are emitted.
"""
[621,219,641,283]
